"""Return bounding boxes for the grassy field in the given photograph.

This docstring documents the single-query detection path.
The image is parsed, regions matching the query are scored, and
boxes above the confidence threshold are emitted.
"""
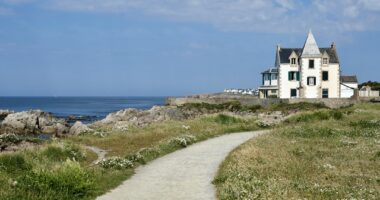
[0,113,262,200]
[214,103,380,199]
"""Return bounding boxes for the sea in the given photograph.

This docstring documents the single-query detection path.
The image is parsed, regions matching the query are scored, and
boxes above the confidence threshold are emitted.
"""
[0,97,166,123]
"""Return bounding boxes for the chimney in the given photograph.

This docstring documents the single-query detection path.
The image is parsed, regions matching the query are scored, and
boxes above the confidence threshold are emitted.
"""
[277,44,281,52]
[331,42,336,49]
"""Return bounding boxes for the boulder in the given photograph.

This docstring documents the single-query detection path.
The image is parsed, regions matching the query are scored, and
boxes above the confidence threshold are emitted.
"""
[1,110,70,135]
[0,110,14,120]
[97,106,187,128]
[69,121,92,135]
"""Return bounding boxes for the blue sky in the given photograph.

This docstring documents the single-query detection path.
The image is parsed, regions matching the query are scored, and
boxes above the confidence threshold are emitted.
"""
[0,0,379,96]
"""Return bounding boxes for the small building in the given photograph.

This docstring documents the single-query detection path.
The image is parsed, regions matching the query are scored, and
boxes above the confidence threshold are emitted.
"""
[258,68,278,98]
[340,76,358,98]
[359,85,380,97]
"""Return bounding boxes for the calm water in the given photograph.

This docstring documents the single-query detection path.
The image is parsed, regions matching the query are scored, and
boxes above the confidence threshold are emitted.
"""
[0,97,166,122]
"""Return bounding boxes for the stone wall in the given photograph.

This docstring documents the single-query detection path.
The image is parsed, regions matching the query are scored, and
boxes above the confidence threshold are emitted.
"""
[166,93,362,109]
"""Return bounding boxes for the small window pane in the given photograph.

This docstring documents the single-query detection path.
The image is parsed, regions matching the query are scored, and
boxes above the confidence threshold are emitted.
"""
[291,89,297,97]
[322,71,328,81]
[323,58,328,65]
[322,89,329,98]
[309,60,314,68]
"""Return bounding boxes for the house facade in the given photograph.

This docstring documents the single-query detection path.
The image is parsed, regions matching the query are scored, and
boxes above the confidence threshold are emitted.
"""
[259,31,356,99]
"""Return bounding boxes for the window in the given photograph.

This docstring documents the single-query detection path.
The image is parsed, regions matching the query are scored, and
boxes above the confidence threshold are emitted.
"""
[323,58,328,65]
[322,89,329,98]
[309,59,315,68]
[322,71,329,81]
[291,58,296,65]
[271,90,277,93]
[290,89,297,97]
[288,71,300,81]
[272,74,277,80]
[307,77,316,86]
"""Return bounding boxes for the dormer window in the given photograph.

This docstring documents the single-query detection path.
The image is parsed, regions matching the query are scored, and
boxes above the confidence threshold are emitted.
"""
[291,58,296,64]
[323,57,328,65]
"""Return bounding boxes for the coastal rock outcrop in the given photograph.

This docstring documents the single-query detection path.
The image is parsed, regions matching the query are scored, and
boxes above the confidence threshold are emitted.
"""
[69,121,93,135]
[0,110,14,120]
[97,106,186,127]
[1,110,70,135]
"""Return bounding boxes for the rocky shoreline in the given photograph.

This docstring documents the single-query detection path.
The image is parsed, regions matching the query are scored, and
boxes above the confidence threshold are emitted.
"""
[0,103,288,152]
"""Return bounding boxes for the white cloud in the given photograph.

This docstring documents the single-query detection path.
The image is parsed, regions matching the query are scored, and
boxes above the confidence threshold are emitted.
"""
[3,0,380,33]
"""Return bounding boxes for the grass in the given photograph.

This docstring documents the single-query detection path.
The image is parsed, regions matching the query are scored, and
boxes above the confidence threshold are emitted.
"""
[0,113,261,200]
[214,103,380,199]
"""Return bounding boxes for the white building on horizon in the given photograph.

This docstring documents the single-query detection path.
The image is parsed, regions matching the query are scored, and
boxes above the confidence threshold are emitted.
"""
[259,31,358,99]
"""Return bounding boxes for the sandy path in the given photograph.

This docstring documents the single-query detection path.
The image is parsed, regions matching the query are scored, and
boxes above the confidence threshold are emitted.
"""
[97,130,268,200]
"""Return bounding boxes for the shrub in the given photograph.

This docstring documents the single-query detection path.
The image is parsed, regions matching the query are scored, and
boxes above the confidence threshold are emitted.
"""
[0,134,22,144]
[99,157,134,170]
[170,135,197,147]
[269,102,327,113]
[126,147,161,164]
[0,154,31,174]
[14,160,95,200]
[180,101,262,113]
[256,121,271,128]
[42,143,86,162]
[287,110,344,123]
[212,114,243,125]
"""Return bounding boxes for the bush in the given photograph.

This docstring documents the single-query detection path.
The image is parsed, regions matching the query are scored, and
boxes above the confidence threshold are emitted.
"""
[269,102,327,113]
[99,157,134,170]
[0,154,31,174]
[170,135,197,147]
[126,147,161,164]
[180,101,262,113]
[42,143,86,162]
[0,134,22,144]
[287,110,344,123]
[256,121,271,128]
[13,160,95,200]
[212,114,243,125]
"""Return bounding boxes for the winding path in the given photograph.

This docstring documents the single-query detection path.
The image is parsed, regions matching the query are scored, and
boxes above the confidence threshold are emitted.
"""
[97,130,268,200]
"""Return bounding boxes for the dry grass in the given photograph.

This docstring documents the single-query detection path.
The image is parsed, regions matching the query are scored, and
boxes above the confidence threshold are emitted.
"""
[215,103,380,199]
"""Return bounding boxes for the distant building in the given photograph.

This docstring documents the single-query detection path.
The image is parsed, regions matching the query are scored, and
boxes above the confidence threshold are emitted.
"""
[259,31,357,99]
[340,76,358,98]
[224,88,256,95]
[359,85,380,97]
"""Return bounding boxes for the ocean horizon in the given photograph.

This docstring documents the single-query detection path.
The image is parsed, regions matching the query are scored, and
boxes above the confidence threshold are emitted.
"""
[0,96,167,123]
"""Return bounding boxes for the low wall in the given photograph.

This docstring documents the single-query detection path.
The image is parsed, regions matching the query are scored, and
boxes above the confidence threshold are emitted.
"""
[166,94,360,109]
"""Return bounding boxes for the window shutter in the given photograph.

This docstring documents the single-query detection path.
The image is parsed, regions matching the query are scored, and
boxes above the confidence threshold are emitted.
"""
[288,72,291,80]
[307,77,309,85]
[296,72,300,81]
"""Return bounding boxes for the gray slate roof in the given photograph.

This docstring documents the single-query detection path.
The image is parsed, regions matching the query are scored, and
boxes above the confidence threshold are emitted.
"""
[340,75,358,83]
[261,68,278,74]
[279,48,339,64]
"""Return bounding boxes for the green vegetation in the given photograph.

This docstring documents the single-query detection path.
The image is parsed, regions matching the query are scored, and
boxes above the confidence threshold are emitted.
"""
[214,103,380,199]
[180,101,262,112]
[359,81,380,90]
[0,113,261,200]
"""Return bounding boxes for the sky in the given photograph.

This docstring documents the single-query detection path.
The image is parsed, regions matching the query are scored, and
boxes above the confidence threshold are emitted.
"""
[0,0,379,96]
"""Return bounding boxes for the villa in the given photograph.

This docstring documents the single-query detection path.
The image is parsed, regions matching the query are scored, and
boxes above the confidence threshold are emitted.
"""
[259,31,358,99]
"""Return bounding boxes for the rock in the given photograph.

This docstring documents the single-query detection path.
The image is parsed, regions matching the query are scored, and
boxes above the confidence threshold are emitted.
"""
[1,110,69,135]
[97,106,187,128]
[69,121,92,135]
[0,110,14,120]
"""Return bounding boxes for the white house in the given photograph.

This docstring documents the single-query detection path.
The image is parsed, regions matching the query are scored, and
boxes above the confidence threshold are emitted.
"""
[259,31,357,99]
[340,76,358,98]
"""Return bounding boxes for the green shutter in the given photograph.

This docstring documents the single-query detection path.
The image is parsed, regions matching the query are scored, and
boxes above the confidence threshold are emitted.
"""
[296,72,300,81]
[288,72,291,80]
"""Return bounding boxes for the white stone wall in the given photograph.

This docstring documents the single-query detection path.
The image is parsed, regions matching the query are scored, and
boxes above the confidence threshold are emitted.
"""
[321,64,340,98]
[279,64,300,98]
[301,58,321,98]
